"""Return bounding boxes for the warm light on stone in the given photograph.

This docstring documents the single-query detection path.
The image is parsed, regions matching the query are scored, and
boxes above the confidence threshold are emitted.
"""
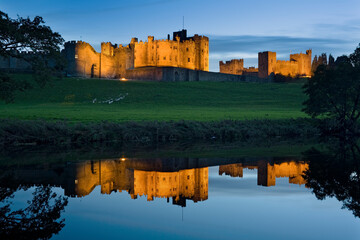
[63,29,209,79]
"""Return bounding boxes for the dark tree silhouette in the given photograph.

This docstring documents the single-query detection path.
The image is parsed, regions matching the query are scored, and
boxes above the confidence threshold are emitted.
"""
[0,184,68,240]
[0,11,64,103]
[303,44,360,136]
[303,142,360,218]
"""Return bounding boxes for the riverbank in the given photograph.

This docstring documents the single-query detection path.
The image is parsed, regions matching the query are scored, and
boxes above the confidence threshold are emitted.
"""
[0,118,319,148]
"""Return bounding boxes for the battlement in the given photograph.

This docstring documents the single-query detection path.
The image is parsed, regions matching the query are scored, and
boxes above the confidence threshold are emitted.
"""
[219,59,258,76]
[63,29,209,78]
[258,49,312,78]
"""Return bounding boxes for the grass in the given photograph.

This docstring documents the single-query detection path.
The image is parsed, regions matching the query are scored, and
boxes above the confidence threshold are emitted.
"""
[0,74,307,122]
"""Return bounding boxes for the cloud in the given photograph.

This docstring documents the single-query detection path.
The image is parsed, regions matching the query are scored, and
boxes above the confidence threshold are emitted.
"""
[208,35,358,71]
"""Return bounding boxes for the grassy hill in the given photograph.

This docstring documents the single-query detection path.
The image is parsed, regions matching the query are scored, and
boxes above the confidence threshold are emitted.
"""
[0,74,307,122]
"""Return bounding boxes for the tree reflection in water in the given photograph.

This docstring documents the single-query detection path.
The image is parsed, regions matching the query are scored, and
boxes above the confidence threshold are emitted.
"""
[303,141,360,218]
[0,180,68,240]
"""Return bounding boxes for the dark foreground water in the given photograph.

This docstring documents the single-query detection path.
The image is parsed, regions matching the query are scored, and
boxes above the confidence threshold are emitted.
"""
[1,144,359,239]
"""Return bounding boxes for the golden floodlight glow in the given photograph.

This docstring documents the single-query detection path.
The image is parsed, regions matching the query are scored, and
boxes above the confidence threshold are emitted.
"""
[121,158,126,161]
[120,78,127,81]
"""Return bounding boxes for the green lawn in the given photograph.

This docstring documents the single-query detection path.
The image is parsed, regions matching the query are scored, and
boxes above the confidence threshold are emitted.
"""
[0,75,307,122]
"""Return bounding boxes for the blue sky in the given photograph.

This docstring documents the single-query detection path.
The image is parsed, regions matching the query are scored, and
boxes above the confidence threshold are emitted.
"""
[2,0,360,71]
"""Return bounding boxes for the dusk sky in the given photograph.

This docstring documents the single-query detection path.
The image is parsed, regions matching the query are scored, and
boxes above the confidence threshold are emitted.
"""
[2,0,360,71]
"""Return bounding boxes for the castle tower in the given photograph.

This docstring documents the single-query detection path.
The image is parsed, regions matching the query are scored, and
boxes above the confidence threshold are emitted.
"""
[258,51,277,78]
[101,42,115,56]
[147,36,156,66]
[193,34,209,71]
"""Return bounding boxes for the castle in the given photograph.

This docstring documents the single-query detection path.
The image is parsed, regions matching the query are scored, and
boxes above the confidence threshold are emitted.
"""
[62,29,313,81]
[63,29,209,79]
[1,30,313,82]
[1,156,308,207]
[219,50,312,78]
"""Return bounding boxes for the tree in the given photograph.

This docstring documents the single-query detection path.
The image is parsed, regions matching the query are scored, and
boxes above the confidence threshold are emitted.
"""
[302,141,360,218]
[0,11,64,102]
[311,53,328,75]
[303,44,360,136]
[0,185,68,239]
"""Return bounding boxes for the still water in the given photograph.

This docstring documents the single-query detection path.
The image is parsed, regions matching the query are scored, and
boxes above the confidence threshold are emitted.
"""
[1,145,359,239]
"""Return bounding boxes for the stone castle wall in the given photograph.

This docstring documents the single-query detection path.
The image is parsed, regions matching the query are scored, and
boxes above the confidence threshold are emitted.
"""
[125,67,268,82]
[63,30,209,78]
[258,50,312,78]
[219,59,244,75]
[219,59,259,76]
[0,52,34,72]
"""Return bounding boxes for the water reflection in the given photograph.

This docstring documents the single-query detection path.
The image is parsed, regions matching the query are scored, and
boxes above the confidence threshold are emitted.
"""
[0,185,68,240]
[303,143,360,218]
[0,146,359,239]
[1,157,308,207]
[219,161,308,186]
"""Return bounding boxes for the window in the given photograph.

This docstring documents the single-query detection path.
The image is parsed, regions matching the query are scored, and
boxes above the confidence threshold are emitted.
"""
[163,56,166,60]
[175,56,177,61]
[186,48,189,52]
[187,175,190,180]
[188,58,190,62]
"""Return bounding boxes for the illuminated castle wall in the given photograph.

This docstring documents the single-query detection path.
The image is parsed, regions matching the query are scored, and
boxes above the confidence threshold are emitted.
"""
[134,30,209,71]
[258,50,312,78]
[219,59,258,76]
[63,30,209,79]
[219,50,311,78]
[219,161,308,186]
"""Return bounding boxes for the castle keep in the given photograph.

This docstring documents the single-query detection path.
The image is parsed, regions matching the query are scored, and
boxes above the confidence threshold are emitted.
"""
[63,29,209,79]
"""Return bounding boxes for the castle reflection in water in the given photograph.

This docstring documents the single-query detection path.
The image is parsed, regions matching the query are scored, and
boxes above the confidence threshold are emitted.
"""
[3,158,308,207]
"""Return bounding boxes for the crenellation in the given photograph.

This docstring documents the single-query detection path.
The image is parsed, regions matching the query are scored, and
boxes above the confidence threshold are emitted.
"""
[62,29,209,79]
[258,50,312,78]
[219,59,258,76]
